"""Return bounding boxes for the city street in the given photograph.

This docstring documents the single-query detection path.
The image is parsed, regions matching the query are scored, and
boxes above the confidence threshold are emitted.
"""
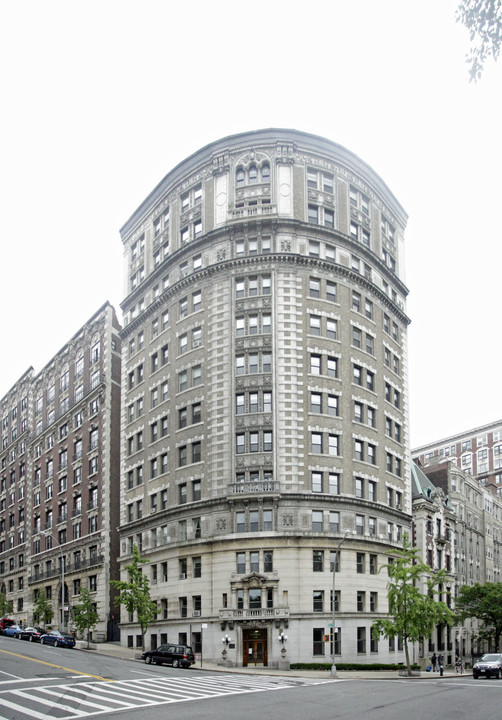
[1,636,502,720]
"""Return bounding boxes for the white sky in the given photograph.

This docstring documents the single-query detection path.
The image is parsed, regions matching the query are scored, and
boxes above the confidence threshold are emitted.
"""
[0,0,500,448]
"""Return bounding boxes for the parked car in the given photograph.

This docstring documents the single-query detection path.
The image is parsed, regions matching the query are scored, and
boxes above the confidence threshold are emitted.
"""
[141,644,195,668]
[3,625,23,638]
[40,631,76,648]
[17,627,44,642]
[0,618,16,635]
[472,653,502,679]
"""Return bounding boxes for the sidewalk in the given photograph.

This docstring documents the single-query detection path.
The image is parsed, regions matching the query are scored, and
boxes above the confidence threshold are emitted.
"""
[77,641,467,680]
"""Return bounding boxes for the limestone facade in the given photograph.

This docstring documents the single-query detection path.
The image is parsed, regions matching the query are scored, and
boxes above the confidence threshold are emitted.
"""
[118,129,411,666]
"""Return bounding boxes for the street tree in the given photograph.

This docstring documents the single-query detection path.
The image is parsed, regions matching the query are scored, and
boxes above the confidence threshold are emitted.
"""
[455,582,502,651]
[456,0,502,80]
[72,588,100,648]
[110,545,157,651]
[372,535,455,676]
[33,590,54,627]
[0,592,13,617]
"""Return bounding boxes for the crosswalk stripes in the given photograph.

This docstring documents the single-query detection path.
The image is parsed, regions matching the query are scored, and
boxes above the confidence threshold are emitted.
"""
[0,673,334,720]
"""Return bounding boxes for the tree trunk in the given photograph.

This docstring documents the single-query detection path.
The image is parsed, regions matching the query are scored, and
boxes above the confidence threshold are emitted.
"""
[404,638,413,676]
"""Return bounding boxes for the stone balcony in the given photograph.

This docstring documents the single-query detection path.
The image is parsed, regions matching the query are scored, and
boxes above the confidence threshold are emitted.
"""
[219,606,290,628]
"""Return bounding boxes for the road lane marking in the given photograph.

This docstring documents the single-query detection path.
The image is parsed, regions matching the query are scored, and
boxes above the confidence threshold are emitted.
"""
[12,688,89,716]
[0,670,21,679]
[0,673,337,720]
[0,648,113,682]
[128,669,152,676]
[0,676,92,686]
[61,684,135,711]
[0,696,54,720]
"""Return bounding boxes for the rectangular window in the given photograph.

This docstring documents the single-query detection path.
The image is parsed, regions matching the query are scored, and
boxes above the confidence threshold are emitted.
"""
[310,354,321,375]
[193,556,202,578]
[309,315,321,335]
[326,318,337,339]
[311,432,323,454]
[236,512,246,533]
[329,473,339,495]
[236,552,246,574]
[329,511,339,532]
[192,442,201,464]
[313,550,324,572]
[313,628,325,656]
[313,590,324,612]
[312,510,323,532]
[309,277,321,297]
[328,434,339,456]
[327,357,338,377]
[312,472,323,493]
[318,393,333,417]
[308,205,319,224]
[357,627,367,654]
[310,393,322,413]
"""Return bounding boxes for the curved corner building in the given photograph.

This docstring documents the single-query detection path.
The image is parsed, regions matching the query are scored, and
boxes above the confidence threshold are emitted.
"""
[119,129,410,666]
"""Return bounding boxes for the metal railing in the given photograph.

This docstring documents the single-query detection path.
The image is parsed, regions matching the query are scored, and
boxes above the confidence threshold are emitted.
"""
[28,554,104,584]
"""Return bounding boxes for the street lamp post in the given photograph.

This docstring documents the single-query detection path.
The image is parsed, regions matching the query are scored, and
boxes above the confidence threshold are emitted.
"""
[331,530,351,678]
[41,530,65,632]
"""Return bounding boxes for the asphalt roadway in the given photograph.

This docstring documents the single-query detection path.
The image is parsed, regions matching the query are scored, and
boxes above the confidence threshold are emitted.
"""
[77,640,466,680]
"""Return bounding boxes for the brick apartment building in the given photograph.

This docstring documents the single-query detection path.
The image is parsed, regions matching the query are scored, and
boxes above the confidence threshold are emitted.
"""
[0,303,121,640]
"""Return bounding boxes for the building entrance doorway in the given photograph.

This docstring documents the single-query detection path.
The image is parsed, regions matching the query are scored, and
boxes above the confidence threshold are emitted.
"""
[243,628,268,667]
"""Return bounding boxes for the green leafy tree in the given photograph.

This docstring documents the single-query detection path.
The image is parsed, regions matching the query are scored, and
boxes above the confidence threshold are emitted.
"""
[456,0,502,81]
[372,535,455,675]
[110,545,157,651]
[33,590,54,627]
[72,588,100,648]
[455,582,502,651]
[0,592,14,617]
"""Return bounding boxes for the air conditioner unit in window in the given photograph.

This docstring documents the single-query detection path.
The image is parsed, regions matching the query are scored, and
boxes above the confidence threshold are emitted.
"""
[179,573,186,580]
[192,610,201,617]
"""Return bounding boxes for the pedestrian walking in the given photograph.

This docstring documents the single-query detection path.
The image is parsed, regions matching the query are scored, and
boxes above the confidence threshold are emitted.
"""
[431,652,437,672]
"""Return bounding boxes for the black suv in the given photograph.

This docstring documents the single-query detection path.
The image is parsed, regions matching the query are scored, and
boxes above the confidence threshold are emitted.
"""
[472,653,502,679]
[141,644,195,668]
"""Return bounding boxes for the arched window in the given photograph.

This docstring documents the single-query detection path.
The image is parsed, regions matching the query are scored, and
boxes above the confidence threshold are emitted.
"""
[236,168,245,187]
[261,163,270,182]
[248,165,257,184]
